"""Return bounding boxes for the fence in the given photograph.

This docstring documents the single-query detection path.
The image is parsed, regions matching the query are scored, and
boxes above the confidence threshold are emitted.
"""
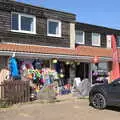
[0,80,30,105]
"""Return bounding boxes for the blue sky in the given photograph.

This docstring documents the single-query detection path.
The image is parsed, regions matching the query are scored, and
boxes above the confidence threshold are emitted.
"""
[17,0,120,29]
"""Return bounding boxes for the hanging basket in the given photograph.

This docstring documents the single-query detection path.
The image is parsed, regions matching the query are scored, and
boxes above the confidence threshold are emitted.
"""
[52,59,57,64]
[66,61,70,65]
[60,74,64,78]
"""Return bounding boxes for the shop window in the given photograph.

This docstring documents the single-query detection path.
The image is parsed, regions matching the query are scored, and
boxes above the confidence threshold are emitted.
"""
[11,13,36,34]
[92,62,108,84]
[92,33,101,46]
[75,30,85,44]
[92,63,108,73]
[98,63,108,71]
[117,36,120,47]
[47,19,61,37]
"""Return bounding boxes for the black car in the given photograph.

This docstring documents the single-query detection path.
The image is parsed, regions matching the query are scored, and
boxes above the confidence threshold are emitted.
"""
[89,78,120,109]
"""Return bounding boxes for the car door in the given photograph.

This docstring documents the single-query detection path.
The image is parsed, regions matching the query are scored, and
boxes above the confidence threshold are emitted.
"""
[108,79,120,104]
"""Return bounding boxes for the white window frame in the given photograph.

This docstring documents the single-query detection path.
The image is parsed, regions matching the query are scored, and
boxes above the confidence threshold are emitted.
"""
[11,12,36,34]
[106,35,112,48]
[92,33,101,46]
[75,30,85,44]
[47,19,61,37]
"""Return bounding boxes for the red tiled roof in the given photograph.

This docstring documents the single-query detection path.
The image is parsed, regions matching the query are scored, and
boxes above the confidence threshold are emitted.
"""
[0,43,75,55]
[0,43,113,57]
[76,46,112,57]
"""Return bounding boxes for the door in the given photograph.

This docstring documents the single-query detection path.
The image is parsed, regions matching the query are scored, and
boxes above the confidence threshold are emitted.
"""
[76,62,89,80]
[108,80,120,105]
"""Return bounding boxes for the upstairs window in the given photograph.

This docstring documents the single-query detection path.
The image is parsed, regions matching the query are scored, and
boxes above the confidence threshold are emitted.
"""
[11,13,36,34]
[12,13,19,30]
[92,33,101,46]
[75,30,85,44]
[117,36,120,47]
[47,19,61,37]
[106,35,112,48]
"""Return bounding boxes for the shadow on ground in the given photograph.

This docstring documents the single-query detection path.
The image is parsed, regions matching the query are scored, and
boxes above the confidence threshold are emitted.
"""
[106,106,120,112]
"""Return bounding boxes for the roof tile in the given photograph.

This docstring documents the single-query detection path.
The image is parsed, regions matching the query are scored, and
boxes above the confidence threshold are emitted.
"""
[0,43,113,57]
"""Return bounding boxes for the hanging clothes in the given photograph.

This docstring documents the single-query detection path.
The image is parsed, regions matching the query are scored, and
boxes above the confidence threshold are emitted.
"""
[9,57,19,78]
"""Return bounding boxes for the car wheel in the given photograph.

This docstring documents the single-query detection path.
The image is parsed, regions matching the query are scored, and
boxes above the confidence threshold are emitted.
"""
[91,93,106,109]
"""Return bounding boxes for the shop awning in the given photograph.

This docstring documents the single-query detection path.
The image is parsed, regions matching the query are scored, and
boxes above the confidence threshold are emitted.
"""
[0,50,112,62]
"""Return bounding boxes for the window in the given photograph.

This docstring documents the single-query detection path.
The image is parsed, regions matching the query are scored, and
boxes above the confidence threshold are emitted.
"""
[106,35,112,48]
[92,33,100,46]
[117,36,120,47]
[12,13,19,30]
[11,13,36,34]
[75,30,85,44]
[98,63,108,71]
[47,19,61,37]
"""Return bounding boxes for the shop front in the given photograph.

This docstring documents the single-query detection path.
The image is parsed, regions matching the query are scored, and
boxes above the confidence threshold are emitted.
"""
[0,44,112,98]
[0,52,92,96]
[0,54,111,84]
[9,56,91,86]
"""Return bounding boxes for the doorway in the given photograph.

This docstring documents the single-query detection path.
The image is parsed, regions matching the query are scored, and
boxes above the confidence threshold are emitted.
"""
[76,62,89,80]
